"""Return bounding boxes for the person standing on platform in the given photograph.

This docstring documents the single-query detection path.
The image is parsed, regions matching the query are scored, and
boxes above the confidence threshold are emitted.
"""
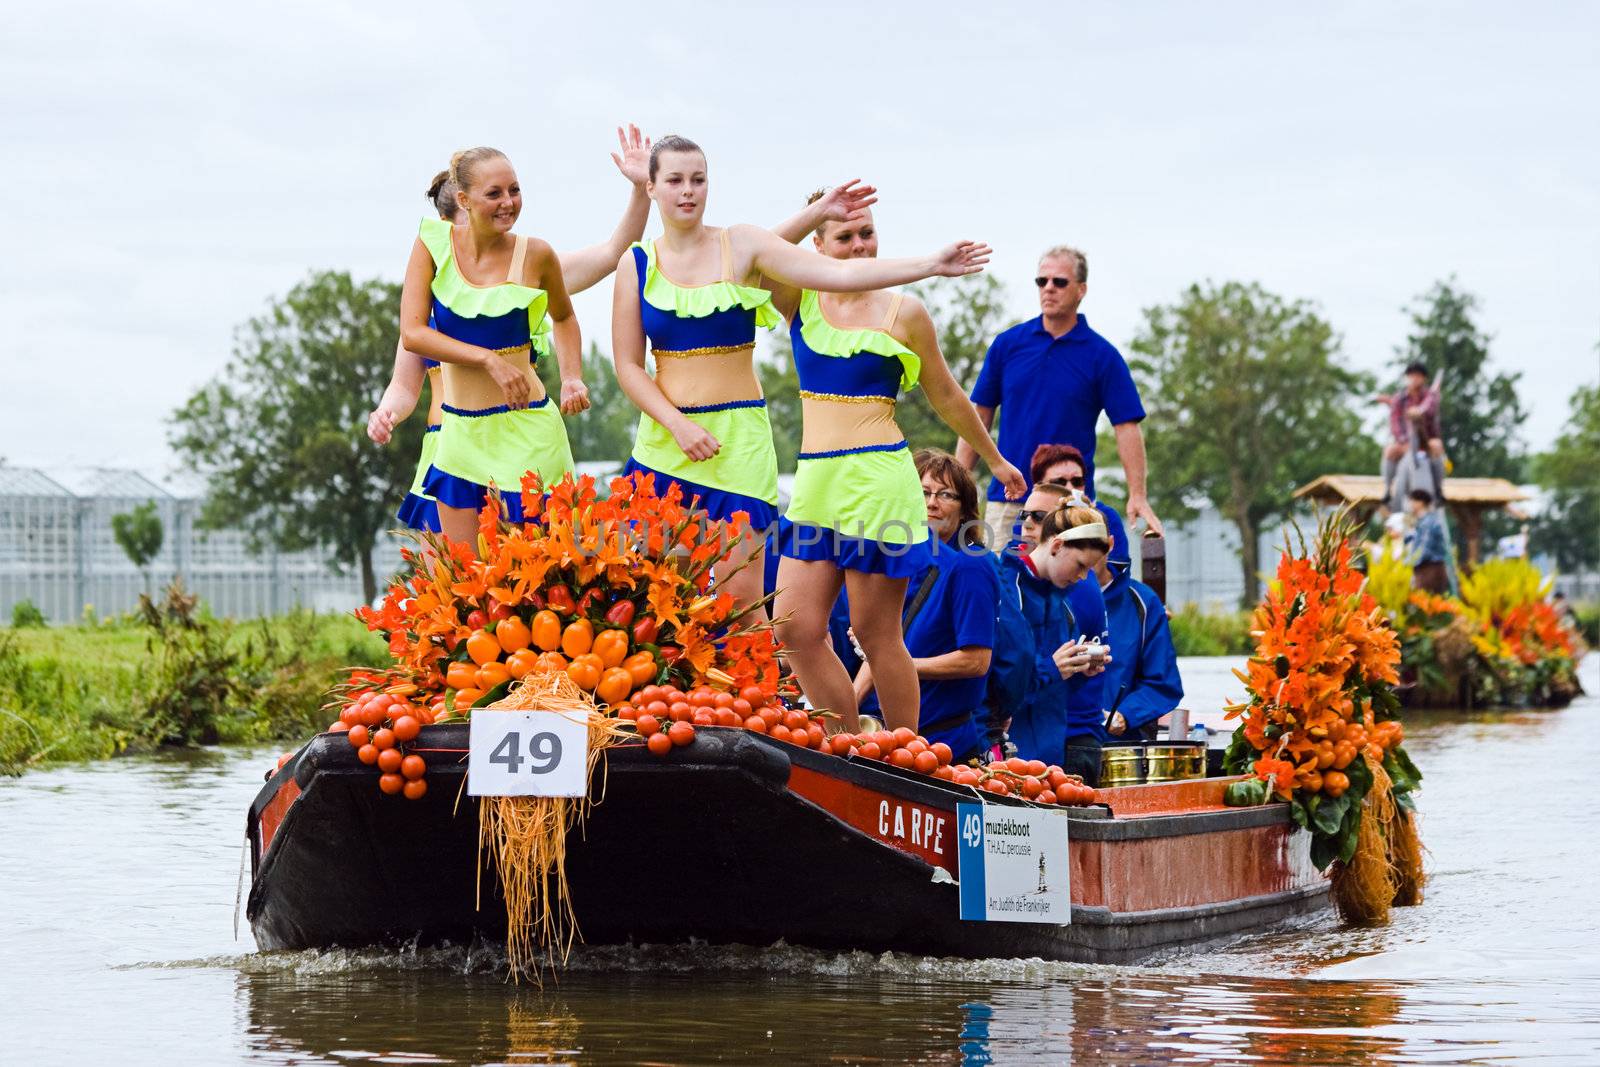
[611,135,993,618]
[399,146,586,546]
[1406,489,1451,593]
[955,245,1160,542]
[372,127,655,532]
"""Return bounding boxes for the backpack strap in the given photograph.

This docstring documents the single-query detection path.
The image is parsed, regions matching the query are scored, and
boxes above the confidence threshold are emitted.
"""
[901,565,940,631]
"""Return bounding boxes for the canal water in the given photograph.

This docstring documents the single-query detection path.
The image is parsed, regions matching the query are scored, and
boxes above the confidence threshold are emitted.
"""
[2,656,1597,1065]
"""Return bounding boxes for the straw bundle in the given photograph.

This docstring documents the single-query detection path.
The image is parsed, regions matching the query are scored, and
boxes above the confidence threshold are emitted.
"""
[476,670,631,982]
[1330,756,1398,926]
[1387,807,1426,907]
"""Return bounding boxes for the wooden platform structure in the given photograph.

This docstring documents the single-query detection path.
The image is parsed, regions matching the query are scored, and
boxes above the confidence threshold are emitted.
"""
[1294,474,1529,565]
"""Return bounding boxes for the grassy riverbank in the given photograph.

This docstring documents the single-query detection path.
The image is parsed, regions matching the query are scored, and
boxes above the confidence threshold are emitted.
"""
[0,605,384,775]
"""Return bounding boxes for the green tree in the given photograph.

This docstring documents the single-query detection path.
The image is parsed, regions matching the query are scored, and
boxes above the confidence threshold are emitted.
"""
[540,342,636,469]
[111,500,164,593]
[169,271,419,604]
[1391,279,1526,479]
[1129,281,1378,607]
[900,275,1012,454]
[1530,377,1600,570]
[760,334,802,474]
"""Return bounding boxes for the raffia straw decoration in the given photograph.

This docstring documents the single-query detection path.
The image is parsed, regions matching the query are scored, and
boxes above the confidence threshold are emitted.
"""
[1387,806,1426,907]
[1331,755,1399,926]
[475,670,631,983]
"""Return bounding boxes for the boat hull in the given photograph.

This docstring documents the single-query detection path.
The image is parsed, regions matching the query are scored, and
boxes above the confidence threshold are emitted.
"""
[248,726,1328,963]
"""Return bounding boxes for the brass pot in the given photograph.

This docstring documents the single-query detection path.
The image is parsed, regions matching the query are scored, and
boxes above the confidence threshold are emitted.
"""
[1099,745,1145,787]
[1144,743,1206,782]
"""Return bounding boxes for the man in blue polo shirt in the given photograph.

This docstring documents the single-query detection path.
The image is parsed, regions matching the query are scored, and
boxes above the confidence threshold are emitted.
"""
[955,244,1161,543]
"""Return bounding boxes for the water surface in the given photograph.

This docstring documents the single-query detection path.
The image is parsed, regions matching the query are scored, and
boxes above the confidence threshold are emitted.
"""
[2,656,1597,1064]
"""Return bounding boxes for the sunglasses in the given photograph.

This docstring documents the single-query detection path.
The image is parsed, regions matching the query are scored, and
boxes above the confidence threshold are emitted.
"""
[1034,276,1074,289]
[1018,509,1050,525]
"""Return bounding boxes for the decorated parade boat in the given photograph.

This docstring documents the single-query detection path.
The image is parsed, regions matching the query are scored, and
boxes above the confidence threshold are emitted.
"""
[244,475,1424,971]
[246,723,1326,963]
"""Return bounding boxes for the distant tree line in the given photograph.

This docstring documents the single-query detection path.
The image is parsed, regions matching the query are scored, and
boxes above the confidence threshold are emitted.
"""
[170,269,1594,610]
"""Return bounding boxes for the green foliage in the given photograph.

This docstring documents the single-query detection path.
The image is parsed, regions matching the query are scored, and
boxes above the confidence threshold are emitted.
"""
[540,342,636,469]
[169,271,417,604]
[0,598,385,774]
[1392,279,1526,481]
[760,334,803,474]
[10,600,46,629]
[1530,379,1600,570]
[1129,281,1378,606]
[136,583,241,745]
[111,500,165,589]
[898,275,1013,455]
[1167,606,1254,656]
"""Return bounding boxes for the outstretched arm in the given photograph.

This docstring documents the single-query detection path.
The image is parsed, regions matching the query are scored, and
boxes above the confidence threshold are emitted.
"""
[610,254,719,462]
[953,406,995,472]
[734,224,989,294]
[764,180,880,320]
[904,300,1025,500]
[367,340,427,444]
[556,124,652,295]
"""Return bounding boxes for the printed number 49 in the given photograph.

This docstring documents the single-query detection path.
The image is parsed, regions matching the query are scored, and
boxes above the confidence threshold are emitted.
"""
[962,812,982,848]
[489,730,563,774]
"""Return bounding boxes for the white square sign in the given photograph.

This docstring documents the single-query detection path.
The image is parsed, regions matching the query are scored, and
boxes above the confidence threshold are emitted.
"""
[957,802,1072,924]
[467,709,590,798]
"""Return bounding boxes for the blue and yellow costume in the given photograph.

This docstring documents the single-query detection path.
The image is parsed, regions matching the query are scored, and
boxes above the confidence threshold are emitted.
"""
[620,232,781,529]
[395,360,443,532]
[775,289,931,576]
[417,217,573,521]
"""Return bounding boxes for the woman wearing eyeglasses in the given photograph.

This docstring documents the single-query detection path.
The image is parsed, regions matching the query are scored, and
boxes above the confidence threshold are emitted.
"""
[763,194,1024,734]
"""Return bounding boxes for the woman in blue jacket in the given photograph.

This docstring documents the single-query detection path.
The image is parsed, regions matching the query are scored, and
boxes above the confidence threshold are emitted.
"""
[1002,500,1113,782]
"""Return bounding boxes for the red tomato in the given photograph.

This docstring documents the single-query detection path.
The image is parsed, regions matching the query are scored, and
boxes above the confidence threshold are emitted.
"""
[647,732,673,757]
[378,773,404,795]
[377,748,403,774]
[743,715,768,734]
[402,778,428,800]
[857,741,882,760]
[357,743,379,765]
[930,742,953,766]
[635,713,661,737]
[372,728,396,751]
[667,721,696,747]
[400,754,426,780]
[347,724,370,748]
[913,751,939,774]
[391,715,421,743]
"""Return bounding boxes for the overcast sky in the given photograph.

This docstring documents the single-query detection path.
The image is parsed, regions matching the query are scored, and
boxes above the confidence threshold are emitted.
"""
[4,1,1596,482]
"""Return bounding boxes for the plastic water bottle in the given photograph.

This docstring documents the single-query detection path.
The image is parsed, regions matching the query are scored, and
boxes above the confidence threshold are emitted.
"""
[1190,723,1209,743]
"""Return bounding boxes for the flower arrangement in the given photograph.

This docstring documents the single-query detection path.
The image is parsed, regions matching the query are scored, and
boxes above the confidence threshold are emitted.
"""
[1224,511,1423,925]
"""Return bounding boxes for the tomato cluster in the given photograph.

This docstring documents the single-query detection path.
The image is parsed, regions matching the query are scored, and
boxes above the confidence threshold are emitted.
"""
[436,594,670,716]
[613,687,1097,806]
[332,688,434,800]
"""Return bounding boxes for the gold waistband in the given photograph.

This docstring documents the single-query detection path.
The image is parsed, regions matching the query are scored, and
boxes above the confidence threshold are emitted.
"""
[653,342,755,359]
[492,342,533,358]
[799,390,896,406]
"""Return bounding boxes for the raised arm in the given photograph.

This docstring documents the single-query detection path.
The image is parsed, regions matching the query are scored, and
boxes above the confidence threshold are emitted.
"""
[733,224,989,294]
[367,340,427,444]
[610,253,720,462]
[400,239,531,410]
[764,180,879,320]
[903,299,1025,500]
[530,239,589,415]
[557,124,652,295]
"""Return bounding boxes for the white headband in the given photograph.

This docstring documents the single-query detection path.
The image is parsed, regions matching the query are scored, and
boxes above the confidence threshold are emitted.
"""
[1057,522,1108,544]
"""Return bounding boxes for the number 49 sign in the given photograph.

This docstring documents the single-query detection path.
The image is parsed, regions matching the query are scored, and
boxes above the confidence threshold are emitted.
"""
[468,710,590,797]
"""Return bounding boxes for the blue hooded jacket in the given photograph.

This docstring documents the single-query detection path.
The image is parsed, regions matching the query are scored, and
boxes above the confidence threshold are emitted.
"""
[1100,562,1184,735]
[1000,549,1108,764]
